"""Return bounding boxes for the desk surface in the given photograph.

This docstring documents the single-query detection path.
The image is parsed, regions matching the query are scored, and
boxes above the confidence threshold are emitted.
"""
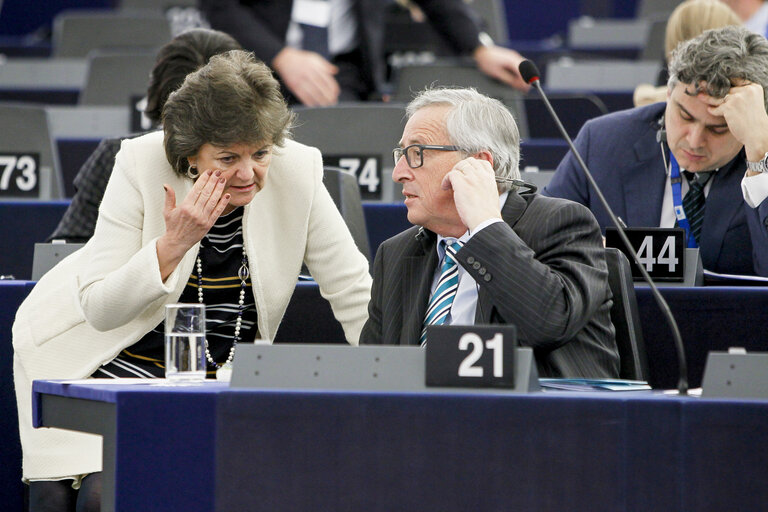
[33,380,768,512]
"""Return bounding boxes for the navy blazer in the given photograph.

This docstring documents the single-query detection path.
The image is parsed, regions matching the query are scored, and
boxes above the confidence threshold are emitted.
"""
[544,102,768,276]
[360,192,620,379]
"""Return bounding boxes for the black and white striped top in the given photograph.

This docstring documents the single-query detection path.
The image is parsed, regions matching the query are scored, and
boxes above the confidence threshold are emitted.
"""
[93,207,258,379]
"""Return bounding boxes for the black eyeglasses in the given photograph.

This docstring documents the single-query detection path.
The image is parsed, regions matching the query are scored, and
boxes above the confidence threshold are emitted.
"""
[393,144,463,168]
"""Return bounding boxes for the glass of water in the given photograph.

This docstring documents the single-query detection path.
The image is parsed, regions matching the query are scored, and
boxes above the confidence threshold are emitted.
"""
[164,303,206,383]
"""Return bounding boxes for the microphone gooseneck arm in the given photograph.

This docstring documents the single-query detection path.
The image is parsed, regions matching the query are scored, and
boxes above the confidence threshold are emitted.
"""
[519,60,688,395]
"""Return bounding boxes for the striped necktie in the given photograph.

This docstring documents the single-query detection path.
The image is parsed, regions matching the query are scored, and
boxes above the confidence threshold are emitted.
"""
[682,171,713,245]
[420,240,464,346]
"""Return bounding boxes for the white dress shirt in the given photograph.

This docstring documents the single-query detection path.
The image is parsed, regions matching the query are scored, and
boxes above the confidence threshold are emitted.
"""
[659,165,716,227]
[742,171,768,208]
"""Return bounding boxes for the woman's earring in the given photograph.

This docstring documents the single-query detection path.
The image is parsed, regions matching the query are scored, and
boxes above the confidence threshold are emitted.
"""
[186,164,199,179]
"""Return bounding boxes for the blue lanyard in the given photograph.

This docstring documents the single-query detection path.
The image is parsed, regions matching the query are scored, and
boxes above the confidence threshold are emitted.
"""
[669,152,698,248]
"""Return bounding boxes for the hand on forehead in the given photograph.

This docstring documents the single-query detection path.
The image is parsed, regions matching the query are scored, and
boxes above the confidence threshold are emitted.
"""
[693,78,752,103]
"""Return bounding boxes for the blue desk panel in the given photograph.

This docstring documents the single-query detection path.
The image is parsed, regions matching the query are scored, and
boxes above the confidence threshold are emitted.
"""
[0,201,69,279]
[361,202,411,257]
[30,381,768,512]
[635,287,768,389]
[216,390,768,511]
[0,280,35,512]
[520,138,568,170]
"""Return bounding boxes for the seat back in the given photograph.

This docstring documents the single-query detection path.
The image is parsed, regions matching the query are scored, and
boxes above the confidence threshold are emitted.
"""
[79,51,157,106]
[641,18,668,62]
[52,10,171,58]
[522,93,608,139]
[567,18,651,49]
[392,61,527,136]
[0,103,64,200]
[605,247,649,380]
[32,242,85,281]
[291,103,407,202]
[323,166,371,264]
[545,59,661,92]
[637,0,684,19]
[471,0,508,43]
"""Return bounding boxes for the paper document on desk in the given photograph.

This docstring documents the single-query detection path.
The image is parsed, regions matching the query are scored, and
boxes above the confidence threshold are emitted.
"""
[539,379,652,391]
[703,269,768,285]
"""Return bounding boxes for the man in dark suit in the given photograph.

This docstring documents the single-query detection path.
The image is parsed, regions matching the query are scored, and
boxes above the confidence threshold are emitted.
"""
[545,26,768,277]
[360,87,619,379]
[200,0,529,106]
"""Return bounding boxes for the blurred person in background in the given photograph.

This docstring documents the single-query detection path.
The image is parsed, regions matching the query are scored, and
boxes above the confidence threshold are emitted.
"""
[721,0,768,36]
[634,0,741,107]
[200,0,530,106]
[547,26,768,277]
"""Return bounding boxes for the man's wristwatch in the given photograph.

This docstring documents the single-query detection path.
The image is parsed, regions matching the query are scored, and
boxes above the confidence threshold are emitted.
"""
[747,151,768,174]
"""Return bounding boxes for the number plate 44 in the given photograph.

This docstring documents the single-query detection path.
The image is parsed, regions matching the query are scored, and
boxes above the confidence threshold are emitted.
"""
[605,227,686,282]
[425,325,517,388]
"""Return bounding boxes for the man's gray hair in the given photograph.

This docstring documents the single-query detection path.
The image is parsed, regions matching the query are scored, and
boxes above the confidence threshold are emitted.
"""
[405,87,521,191]
[668,25,768,110]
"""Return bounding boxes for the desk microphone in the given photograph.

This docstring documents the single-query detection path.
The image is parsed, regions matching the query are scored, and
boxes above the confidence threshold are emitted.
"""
[519,60,689,395]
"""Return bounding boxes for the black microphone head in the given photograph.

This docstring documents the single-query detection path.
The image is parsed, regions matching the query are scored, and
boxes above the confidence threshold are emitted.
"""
[519,60,541,84]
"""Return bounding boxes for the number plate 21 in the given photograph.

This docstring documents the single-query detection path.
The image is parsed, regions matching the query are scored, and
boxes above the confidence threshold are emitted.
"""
[425,325,517,388]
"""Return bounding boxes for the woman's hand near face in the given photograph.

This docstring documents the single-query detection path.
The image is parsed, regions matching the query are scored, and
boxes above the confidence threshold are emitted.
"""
[156,169,231,281]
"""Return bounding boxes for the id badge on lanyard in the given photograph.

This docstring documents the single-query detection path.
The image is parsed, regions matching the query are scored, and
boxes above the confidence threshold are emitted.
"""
[669,152,698,248]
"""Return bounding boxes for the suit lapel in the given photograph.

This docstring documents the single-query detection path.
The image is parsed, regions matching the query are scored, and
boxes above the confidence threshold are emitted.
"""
[401,230,438,345]
[625,119,668,226]
[474,194,528,324]
[699,153,745,265]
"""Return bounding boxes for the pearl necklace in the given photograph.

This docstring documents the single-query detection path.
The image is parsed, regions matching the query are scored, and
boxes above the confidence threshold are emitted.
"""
[196,248,249,369]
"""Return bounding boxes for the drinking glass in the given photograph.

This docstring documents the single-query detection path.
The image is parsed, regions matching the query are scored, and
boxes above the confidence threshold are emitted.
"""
[164,303,206,383]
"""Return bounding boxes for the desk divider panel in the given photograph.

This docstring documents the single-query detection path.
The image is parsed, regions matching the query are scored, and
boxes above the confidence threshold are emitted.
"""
[231,344,539,393]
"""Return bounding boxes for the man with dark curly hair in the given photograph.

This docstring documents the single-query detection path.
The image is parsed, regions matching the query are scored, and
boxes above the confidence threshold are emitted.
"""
[546,25,768,277]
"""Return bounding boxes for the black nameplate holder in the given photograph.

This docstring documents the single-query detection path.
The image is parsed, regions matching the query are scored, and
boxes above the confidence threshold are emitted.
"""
[323,154,382,200]
[605,227,688,282]
[0,152,40,198]
[426,325,538,391]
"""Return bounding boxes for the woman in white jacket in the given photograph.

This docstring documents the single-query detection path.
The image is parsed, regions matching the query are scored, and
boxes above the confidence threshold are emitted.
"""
[13,50,371,511]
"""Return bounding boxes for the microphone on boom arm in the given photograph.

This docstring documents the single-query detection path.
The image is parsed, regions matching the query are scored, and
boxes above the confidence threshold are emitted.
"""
[518,60,688,395]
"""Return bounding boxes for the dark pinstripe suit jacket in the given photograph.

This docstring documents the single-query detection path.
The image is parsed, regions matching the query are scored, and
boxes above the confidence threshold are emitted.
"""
[360,192,620,379]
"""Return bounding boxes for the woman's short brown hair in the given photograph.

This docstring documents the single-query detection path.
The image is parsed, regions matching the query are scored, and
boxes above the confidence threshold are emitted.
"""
[162,50,294,177]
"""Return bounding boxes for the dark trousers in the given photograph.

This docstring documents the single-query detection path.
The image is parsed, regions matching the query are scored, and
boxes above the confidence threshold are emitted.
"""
[27,473,101,512]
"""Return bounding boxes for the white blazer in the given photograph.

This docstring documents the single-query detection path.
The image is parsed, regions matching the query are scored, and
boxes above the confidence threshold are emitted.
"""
[13,131,372,480]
